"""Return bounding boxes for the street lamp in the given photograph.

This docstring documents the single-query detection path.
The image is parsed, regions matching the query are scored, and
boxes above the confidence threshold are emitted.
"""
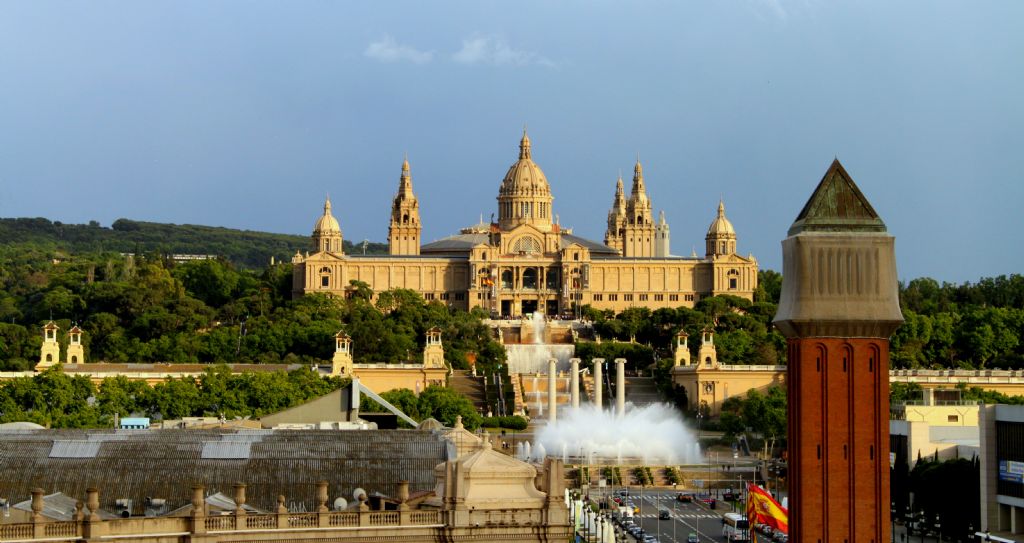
[934,513,941,542]
[890,501,896,543]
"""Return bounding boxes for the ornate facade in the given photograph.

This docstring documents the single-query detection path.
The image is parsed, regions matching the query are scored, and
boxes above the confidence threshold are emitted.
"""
[292,131,758,315]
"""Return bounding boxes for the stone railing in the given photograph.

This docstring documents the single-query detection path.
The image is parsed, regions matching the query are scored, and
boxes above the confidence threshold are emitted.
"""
[0,524,34,541]
[470,508,544,526]
[0,509,449,542]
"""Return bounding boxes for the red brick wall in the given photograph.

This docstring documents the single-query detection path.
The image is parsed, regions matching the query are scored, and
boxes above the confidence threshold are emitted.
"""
[788,338,891,543]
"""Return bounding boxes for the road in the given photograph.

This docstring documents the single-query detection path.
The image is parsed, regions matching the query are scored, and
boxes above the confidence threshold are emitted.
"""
[608,489,745,543]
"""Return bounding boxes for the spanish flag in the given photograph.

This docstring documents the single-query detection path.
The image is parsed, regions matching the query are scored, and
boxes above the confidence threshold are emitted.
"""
[746,483,788,535]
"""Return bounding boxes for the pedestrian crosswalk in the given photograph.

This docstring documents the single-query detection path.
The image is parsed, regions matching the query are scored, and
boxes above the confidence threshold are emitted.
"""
[632,513,718,520]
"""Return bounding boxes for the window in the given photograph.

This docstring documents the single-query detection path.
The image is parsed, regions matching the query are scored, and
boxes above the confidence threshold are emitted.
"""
[948,415,959,423]
[513,236,542,254]
[440,293,450,301]
[669,294,678,302]
[639,294,648,301]
[593,294,603,301]
[624,294,633,302]
[501,270,513,289]
[424,293,435,300]
[455,293,465,301]
[321,276,330,287]
[685,294,695,302]
[654,294,664,302]
[729,278,738,289]
[608,294,618,301]
[522,268,539,289]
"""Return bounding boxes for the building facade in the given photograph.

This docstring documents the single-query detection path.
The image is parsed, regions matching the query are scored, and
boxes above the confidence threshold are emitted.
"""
[292,131,758,316]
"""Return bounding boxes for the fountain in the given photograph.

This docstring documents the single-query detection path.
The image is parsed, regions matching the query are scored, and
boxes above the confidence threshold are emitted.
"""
[504,313,575,374]
[535,402,702,465]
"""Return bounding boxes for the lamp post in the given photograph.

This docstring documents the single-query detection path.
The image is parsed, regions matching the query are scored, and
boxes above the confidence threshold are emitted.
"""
[890,501,896,543]
[934,513,941,543]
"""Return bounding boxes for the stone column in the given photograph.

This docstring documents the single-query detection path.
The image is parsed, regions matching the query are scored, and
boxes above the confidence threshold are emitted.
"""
[570,358,580,408]
[189,485,206,535]
[547,358,557,423]
[233,483,247,530]
[593,359,604,409]
[615,358,626,419]
[85,487,105,538]
[316,481,330,527]
[31,488,44,539]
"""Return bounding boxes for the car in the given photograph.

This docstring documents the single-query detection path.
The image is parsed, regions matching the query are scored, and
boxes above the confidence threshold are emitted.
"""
[677,493,694,503]
[687,533,699,543]
[616,489,629,497]
[643,536,659,543]
[722,490,737,501]
[658,508,671,520]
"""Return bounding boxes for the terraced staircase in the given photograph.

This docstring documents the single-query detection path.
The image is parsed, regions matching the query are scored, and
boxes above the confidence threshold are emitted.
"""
[450,370,487,414]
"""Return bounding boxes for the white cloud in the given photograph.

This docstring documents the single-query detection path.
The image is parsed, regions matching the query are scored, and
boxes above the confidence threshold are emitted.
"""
[453,34,555,68]
[364,36,433,64]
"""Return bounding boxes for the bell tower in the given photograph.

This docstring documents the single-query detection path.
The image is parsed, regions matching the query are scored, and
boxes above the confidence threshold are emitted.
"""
[423,327,445,369]
[774,159,903,543]
[388,156,422,255]
[673,331,691,367]
[604,174,627,253]
[697,327,718,368]
[622,159,655,257]
[37,321,60,369]
[66,325,85,364]
[331,331,354,377]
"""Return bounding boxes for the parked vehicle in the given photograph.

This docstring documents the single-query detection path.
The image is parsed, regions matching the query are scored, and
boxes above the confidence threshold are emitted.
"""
[677,493,694,503]
[687,533,700,543]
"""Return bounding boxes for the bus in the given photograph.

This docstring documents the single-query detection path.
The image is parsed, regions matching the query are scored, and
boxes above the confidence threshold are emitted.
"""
[722,513,750,542]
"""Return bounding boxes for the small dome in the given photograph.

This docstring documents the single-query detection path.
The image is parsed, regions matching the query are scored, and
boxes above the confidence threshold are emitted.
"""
[707,200,735,236]
[314,198,342,235]
[499,130,551,197]
[417,418,444,431]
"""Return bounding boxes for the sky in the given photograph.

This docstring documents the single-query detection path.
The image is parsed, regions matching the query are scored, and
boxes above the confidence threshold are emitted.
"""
[0,1,1021,283]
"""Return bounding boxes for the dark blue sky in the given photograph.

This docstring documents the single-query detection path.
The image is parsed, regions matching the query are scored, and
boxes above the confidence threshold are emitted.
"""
[1,1,1021,282]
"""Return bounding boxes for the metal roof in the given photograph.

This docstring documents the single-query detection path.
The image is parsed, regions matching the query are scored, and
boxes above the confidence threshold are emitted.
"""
[0,428,448,516]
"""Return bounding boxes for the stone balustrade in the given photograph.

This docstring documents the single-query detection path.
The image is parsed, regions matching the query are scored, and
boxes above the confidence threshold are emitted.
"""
[0,486,453,543]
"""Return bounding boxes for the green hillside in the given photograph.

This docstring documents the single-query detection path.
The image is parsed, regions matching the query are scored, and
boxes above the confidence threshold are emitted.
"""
[0,217,387,268]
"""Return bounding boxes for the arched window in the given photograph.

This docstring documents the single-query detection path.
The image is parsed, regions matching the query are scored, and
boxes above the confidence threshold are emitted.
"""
[501,270,513,289]
[546,269,559,290]
[46,354,53,362]
[522,268,538,289]
[71,356,78,363]
[513,236,541,255]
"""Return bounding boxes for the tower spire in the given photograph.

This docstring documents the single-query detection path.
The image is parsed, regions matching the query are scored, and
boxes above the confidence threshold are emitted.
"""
[519,127,531,159]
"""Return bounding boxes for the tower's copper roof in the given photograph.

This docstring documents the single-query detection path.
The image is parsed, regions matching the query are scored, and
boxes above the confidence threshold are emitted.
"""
[788,159,887,236]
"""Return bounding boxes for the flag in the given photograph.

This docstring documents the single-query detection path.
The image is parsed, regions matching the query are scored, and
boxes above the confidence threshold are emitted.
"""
[747,483,787,534]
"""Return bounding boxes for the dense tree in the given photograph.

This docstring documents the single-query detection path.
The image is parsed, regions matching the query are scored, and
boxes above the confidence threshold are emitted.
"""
[0,366,345,428]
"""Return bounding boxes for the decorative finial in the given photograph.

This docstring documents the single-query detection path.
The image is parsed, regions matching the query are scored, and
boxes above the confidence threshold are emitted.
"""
[519,127,531,159]
[718,199,726,217]
[402,152,409,172]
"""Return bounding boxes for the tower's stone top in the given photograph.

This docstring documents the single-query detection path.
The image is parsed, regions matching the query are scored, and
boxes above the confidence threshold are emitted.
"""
[774,160,903,338]
[788,159,887,236]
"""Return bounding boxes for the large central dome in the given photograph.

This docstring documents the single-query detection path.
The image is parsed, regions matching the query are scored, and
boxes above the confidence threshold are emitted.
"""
[497,130,554,232]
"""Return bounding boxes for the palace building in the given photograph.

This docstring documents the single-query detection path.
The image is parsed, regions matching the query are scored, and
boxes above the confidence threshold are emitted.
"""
[292,131,758,316]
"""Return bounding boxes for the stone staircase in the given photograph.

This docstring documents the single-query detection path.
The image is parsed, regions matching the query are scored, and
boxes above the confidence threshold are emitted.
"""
[450,370,488,414]
[624,376,661,407]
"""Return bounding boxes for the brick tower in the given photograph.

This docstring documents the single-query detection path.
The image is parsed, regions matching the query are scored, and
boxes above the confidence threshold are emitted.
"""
[773,160,903,543]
